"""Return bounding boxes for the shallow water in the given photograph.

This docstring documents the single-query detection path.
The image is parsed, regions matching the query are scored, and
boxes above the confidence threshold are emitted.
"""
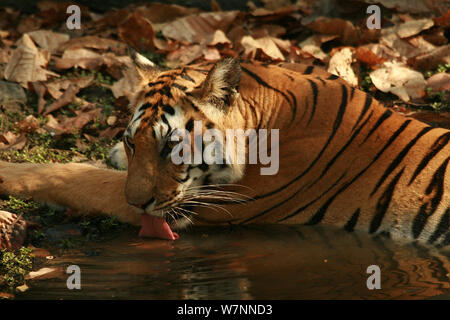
[17,225,450,300]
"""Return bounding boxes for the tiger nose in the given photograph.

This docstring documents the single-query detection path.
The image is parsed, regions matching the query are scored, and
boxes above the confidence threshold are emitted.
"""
[128,197,155,210]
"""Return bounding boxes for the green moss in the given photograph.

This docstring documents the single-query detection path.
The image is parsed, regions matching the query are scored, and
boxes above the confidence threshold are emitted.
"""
[0,247,33,290]
[425,63,450,78]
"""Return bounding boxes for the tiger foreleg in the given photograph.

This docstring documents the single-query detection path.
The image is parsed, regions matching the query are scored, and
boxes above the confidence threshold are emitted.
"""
[0,161,142,225]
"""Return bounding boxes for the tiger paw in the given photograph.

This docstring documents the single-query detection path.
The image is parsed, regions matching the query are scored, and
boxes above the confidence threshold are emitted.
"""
[0,210,27,250]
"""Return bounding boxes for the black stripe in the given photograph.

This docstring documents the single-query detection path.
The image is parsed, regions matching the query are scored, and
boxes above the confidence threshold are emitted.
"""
[408,132,450,185]
[185,118,194,132]
[315,77,326,85]
[139,102,152,112]
[327,74,339,80]
[161,86,173,98]
[412,157,449,239]
[306,79,318,125]
[286,90,297,124]
[283,73,295,81]
[344,209,360,232]
[173,83,187,91]
[428,208,449,244]
[162,105,175,115]
[277,171,347,223]
[228,83,348,207]
[369,167,404,234]
[288,120,411,223]
[161,115,172,136]
[181,74,195,83]
[351,94,372,133]
[350,87,355,100]
[360,109,392,145]
[305,110,374,190]
[370,126,433,196]
[244,170,347,224]
[303,66,314,74]
[241,66,296,116]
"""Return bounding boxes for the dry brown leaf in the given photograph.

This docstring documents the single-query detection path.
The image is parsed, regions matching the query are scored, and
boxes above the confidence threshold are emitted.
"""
[298,36,328,61]
[203,47,221,60]
[241,36,285,61]
[355,47,386,67]
[43,84,79,116]
[251,24,286,38]
[250,4,301,22]
[370,62,427,101]
[396,18,434,38]
[59,36,127,55]
[306,18,358,45]
[27,30,70,54]
[99,127,125,141]
[328,47,358,86]
[363,0,444,14]
[45,76,94,100]
[207,30,232,47]
[30,81,47,113]
[4,34,58,87]
[134,3,202,24]
[0,131,26,150]
[380,27,424,59]
[166,44,204,68]
[44,106,102,135]
[433,10,450,27]
[0,47,13,63]
[408,44,450,70]
[427,72,450,91]
[53,49,125,73]
[17,15,43,34]
[110,56,141,100]
[118,12,155,52]
[17,115,40,133]
[161,11,239,44]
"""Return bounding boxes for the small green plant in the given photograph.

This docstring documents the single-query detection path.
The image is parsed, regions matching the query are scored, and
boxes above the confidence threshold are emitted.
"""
[0,247,33,289]
[2,196,39,214]
[425,63,450,78]
[425,87,449,111]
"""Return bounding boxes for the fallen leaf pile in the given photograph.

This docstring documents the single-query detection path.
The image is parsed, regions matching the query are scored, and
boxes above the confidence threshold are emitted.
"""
[0,0,448,153]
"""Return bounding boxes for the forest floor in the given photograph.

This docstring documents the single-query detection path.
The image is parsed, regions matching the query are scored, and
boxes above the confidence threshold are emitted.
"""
[0,0,449,296]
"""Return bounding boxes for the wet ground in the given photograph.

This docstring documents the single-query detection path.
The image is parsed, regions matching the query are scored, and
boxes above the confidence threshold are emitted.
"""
[16,225,450,300]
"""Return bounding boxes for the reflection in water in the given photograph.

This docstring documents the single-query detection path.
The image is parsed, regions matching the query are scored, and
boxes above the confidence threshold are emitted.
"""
[17,225,450,299]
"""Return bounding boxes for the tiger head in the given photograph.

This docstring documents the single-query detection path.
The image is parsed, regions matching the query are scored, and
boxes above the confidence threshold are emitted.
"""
[120,50,246,228]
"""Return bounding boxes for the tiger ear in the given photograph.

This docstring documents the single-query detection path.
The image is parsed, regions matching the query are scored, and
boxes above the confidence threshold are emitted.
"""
[128,47,159,80]
[197,57,241,111]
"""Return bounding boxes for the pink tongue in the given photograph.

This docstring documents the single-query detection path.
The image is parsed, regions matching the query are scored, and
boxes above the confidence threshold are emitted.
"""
[139,214,179,241]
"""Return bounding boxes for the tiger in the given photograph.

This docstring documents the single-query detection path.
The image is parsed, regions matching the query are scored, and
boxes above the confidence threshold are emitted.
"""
[0,50,449,248]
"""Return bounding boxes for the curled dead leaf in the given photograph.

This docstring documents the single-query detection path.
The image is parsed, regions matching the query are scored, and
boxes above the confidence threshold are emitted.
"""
[43,84,80,116]
[305,17,358,45]
[396,18,434,38]
[4,34,58,87]
[408,44,450,70]
[17,115,40,133]
[370,62,427,101]
[59,36,127,55]
[241,35,285,61]
[161,11,239,44]
[118,12,155,52]
[328,47,358,86]
[355,47,386,67]
[27,30,70,54]
[0,131,27,151]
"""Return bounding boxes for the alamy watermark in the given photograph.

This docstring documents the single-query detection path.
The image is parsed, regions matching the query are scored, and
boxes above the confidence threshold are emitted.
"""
[169,120,279,175]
